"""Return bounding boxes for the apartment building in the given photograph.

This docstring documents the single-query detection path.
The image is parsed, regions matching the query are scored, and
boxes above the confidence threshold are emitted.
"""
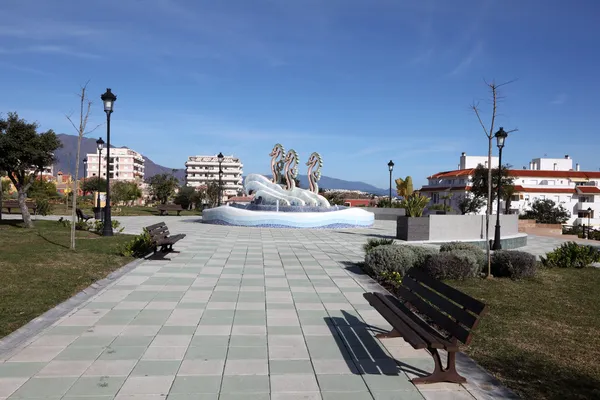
[185,154,243,201]
[419,153,600,226]
[85,148,145,181]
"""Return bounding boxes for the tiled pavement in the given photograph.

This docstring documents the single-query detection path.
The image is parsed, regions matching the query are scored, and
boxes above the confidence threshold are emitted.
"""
[0,216,535,399]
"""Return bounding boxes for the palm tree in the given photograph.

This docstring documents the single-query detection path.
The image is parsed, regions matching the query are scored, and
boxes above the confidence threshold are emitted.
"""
[395,176,414,198]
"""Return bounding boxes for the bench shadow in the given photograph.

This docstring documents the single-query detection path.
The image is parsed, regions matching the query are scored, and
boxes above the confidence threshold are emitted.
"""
[339,261,367,275]
[36,232,70,249]
[324,310,428,378]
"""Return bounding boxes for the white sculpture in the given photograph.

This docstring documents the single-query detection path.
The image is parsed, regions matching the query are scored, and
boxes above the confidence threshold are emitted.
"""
[244,174,330,207]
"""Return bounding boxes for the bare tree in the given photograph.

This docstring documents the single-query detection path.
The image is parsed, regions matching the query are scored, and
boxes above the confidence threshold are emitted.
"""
[66,82,100,249]
[471,79,518,278]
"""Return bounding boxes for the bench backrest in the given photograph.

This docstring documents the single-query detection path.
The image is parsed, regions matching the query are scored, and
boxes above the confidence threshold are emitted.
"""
[398,267,487,345]
[158,204,182,210]
[145,222,170,243]
[76,208,84,219]
[3,200,36,208]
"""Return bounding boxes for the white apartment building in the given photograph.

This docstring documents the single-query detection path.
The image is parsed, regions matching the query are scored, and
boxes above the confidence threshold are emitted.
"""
[85,148,145,181]
[185,154,243,201]
[420,153,600,226]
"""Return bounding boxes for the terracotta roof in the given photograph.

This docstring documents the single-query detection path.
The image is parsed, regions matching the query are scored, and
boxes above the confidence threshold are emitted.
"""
[226,196,254,203]
[576,186,600,194]
[419,186,469,192]
[512,185,576,194]
[428,168,600,180]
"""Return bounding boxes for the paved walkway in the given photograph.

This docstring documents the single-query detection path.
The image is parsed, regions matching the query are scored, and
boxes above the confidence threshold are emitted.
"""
[0,216,544,399]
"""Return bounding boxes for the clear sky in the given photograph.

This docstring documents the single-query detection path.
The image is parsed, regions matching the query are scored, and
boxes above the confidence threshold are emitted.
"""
[1,0,599,189]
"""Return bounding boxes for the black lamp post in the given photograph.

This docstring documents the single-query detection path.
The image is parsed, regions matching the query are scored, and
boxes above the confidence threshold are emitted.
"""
[96,137,105,209]
[492,127,508,250]
[587,207,593,239]
[387,160,394,207]
[100,88,117,236]
[83,157,88,196]
[217,152,224,206]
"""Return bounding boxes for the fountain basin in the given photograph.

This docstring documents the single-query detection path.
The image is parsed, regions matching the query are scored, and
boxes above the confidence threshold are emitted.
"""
[202,205,374,228]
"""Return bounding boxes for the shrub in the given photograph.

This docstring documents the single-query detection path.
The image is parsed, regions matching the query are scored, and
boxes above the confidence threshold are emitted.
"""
[409,245,438,266]
[399,194,430,217]
[35,197,51,216]
[57,217,70,228]
[92,219,124,234]
[364,245,432,278]
[75,221,92,231]
[540,242,600,268]
[491,250,537,279]
[440,242,486,270]
[363,238,394,254]
[422,251,481,280]
[120,229,153,257]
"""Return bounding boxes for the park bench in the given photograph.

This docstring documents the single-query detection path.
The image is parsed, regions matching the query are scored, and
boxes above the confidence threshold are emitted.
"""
[76,208,93,222]
[145,222,186,253]
[1,200,37,214]
[157,204,184,216]
[363,267,487,385]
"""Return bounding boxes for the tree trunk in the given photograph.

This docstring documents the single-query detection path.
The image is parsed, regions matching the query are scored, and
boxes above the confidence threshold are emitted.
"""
[70,132,83,250]
[0,177,3,221]
[486,137,492,278]
[18,189,33,228]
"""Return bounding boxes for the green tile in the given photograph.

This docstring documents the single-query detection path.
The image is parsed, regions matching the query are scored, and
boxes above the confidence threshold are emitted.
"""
[137,310,173,319]
[83,302,119,309]
[229,335,266,347]
[209,292,239,302]
[362,374,414,391]
[220,375,269,393]
[372,391,425,400]
[199,316,234,325]
[176,303,207,309]
[269,360,314,374]
[160,326,197,335]
[190,335,230,347]
[55,346,105,360]
[219,394,270,400]
[170,376,222,394]
[267,326,303,335]
[131,360,181,376]
[226,346,267,360]
[124,292,158,301]
[45,326,89,335]
[267,304,296,310]
[65,376,126,397]
[0,361,45,377]
[167,394,219,400]
[322,392,373,400]
[98,346,147,360]
[111,335,154,347]
[202,310,234,318]
[184,346,228,360]
[233,317,266,325]
[154,292,185,301]
[70,336,115,347]
[317,374,368,391]
[103,310,140,319]
[307,342,351,360]
[95,316,135,325]
[10,376,77,397]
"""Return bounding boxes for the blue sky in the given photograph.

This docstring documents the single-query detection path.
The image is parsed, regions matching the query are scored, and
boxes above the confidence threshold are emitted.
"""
[1,0,599,189]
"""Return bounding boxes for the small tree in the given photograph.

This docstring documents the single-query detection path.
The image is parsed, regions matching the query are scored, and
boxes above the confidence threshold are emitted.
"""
[112,181,142,205]
[503,185,516,214]
[470,164,514,204]
[524,199,570,224]
[82,177,107,193]
[458,195,486,215]
[174,186,196,210]
[395,176,414,198]
[148,173,179,204]
[0,112,61,228]
[28,178,58,200]
[206,181,220,207]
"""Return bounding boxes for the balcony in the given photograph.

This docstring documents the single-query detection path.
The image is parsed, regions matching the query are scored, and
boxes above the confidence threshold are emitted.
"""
[575,202,598,212]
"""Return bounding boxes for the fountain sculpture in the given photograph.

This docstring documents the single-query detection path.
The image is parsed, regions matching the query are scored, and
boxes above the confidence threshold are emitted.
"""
[201,145,374,228]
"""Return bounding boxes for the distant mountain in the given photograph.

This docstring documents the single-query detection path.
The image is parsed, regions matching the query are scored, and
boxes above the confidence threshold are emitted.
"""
[54,134,185,181]
[54,134,386,194]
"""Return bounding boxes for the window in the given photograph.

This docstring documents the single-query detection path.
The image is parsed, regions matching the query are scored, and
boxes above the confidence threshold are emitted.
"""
[432,193,439,204]
[524,195,530,201]
[540,195,546,200]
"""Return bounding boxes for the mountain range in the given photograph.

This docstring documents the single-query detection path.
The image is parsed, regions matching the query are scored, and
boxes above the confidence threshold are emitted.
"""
[54,134,387,195]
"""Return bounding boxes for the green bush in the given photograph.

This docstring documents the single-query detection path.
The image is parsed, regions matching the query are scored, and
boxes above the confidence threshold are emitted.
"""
[540,242,600,268]
[92,219,124,234]
[422,250,481,280]
[491,250,537,279]
[120,229,153,257]
[364,245,434,278]
[57,217,70,228]
[35,197,51,216]
[75,221,92,231]
[363,238,394,253]
[440,242,486,270]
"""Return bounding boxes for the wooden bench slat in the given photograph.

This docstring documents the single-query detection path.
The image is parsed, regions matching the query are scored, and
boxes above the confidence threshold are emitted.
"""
[363,293,428,349]
[407,268,487,315]
[402,275,478,329]
[394,284,471,345]
[374,292,459,351]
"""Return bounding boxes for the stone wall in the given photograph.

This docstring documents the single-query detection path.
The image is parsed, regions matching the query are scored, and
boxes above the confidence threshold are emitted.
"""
[362,207,406,221]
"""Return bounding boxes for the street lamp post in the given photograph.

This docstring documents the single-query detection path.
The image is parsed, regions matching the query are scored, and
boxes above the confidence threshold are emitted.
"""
[83,157,87,196]
[492,127,508,250]
[388,160,394,207]
[217,152,224,206]
[587,207,592,239]
[96,137,105,209]
[100,88,117,236]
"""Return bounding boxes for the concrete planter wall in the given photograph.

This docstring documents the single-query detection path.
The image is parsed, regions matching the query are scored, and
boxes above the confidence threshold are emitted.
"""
[362,207,406,221]
[396,216,429,241]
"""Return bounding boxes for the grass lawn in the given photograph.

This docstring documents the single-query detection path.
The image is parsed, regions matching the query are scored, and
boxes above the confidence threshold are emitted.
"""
[48,204,202,217]
[450,268,600,400]
[0,220,134,338]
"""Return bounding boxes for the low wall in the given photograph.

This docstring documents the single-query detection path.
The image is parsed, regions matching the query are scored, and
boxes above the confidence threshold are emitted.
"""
[362,207,406,221]
[428,214,519,241]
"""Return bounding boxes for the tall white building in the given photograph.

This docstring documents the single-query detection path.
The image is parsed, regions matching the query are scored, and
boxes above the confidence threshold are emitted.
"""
[85,148,145,181]
[420,153,600,226]
[185,154,243,201]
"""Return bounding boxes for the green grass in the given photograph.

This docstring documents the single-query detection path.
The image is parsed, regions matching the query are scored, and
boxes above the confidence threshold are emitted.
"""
[0,220,134,338]
[450,268,600,400]
[47,204,202,217]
